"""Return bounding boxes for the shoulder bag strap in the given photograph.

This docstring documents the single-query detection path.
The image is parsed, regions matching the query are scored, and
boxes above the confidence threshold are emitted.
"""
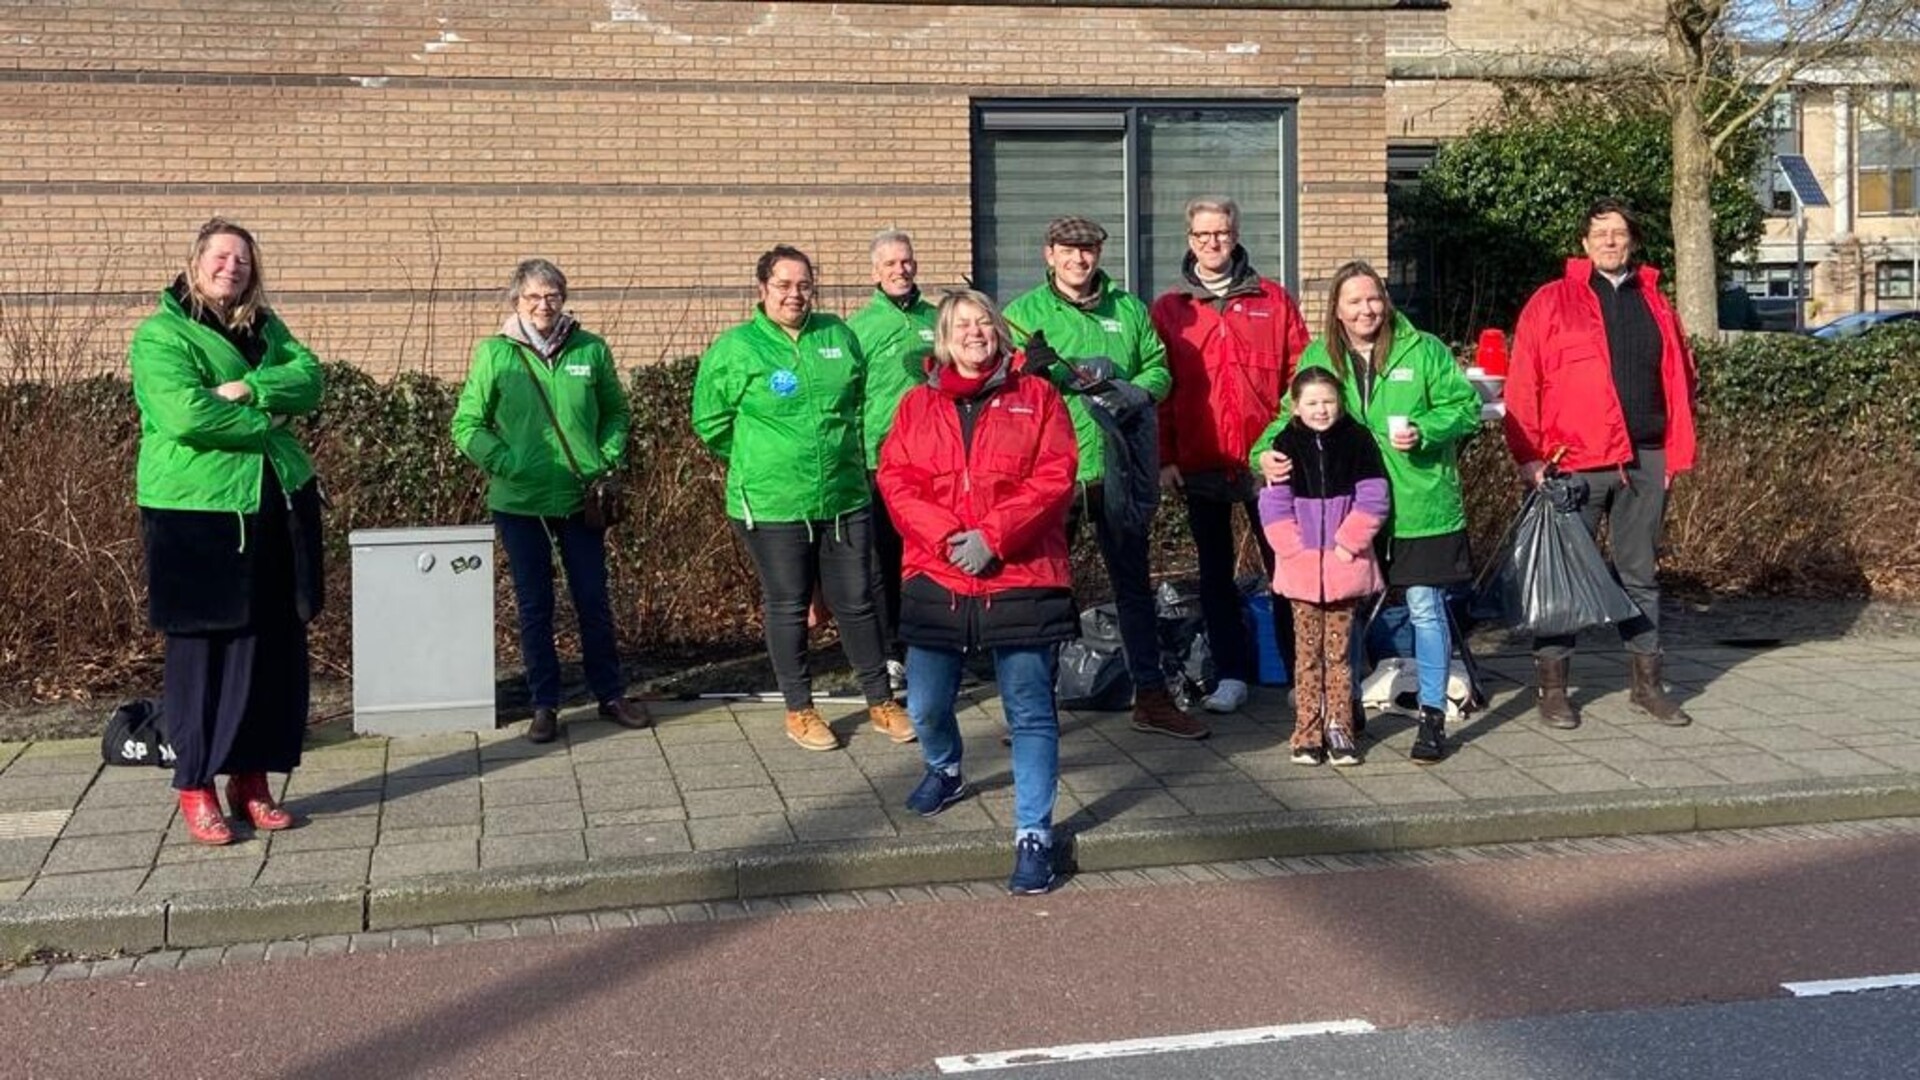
[507,339,588,484]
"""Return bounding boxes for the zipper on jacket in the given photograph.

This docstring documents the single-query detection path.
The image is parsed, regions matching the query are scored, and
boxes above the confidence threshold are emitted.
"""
[1316,430,1329,603]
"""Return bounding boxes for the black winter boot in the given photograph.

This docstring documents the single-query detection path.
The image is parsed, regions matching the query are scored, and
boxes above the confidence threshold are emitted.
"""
[1410,705,1447,764]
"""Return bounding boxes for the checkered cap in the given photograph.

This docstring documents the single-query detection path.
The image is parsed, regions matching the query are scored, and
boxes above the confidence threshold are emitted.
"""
[1045,216,1108,248]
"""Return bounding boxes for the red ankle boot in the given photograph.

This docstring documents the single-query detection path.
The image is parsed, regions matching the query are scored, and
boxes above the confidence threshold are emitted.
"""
[179,787,233,845]
[225,772,294,831]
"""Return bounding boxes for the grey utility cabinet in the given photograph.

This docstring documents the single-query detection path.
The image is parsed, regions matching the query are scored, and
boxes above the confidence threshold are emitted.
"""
[349,525,496,735]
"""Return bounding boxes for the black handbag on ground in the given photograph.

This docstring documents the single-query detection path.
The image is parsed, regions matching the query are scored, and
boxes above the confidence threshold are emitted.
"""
[102,699,175,768]
[510,342,625,529]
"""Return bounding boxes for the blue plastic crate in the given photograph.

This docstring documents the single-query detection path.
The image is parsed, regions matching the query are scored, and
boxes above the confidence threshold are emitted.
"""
[1243,591,1290,686]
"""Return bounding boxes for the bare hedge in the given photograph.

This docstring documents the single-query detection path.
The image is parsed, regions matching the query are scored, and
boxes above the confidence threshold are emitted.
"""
[2,326,1916,703]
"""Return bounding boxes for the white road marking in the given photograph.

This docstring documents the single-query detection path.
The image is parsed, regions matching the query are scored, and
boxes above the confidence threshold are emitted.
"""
[934,1019,1376,1073]
[1782,972,1920,997]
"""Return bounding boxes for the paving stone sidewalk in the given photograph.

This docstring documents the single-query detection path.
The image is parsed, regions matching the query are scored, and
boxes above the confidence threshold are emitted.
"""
[4,637,1920,956]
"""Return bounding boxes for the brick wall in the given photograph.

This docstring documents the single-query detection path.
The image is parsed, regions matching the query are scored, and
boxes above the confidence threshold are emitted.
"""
[1386,0,1666,143]
[1,1,1395,376]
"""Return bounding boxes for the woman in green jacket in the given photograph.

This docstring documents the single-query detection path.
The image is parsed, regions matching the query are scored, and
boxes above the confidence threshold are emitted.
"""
[1255,260,1483,763]
[131,219,323,845]
[452,259,645,744]
[691,245,914,752]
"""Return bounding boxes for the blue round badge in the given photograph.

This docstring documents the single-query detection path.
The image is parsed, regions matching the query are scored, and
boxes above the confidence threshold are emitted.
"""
[770,369,800,397]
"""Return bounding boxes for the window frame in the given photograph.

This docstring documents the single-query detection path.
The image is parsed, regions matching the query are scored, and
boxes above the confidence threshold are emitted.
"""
[970,98,1300,300]
[1857,87,1920,217]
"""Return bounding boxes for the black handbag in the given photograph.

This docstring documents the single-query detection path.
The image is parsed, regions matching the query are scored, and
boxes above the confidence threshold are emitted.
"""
[510,343,624,529]
[102,699,175,768]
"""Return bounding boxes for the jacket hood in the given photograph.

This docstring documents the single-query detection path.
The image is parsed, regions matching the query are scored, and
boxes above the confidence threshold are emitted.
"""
[1178,246,1263,298]
[925,348,1015,399]
[1563,257,1660,289]
[1046,268,1118,310]
[499,310,579,360]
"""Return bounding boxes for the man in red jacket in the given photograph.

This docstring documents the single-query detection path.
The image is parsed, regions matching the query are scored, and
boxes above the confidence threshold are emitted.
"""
[1151,196,1310,713]
[1506,198,1698,730]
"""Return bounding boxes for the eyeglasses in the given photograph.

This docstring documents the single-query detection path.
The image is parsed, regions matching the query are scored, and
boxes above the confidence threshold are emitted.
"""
[1188,230,1235,245]
[767,280,816,296]
[520,292,564,308]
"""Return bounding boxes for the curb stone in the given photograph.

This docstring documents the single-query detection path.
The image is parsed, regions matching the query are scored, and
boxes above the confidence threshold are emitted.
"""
[4,776,1920,958]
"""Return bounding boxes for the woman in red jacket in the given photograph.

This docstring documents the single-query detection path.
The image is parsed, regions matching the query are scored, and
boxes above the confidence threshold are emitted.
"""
[877,289,1079,895]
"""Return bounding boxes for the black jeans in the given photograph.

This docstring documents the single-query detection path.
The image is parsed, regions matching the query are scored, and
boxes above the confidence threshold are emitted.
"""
[1535,447,1666,659]
[868,473,904,661]
[733,509,892,711]
[1183,472,1281,685]
[1067,483,1164,692]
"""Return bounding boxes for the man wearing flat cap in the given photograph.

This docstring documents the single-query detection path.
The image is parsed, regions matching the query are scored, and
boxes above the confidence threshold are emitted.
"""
[1005,216,1203,739]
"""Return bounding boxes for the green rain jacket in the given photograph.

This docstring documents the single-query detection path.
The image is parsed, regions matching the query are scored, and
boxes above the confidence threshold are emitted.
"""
[129,288,323,512]
[848,288,938,470]
[1250,312,1482,540]
[451,318,631,519]
[690,308,870,525]
[1003,271,1170,483]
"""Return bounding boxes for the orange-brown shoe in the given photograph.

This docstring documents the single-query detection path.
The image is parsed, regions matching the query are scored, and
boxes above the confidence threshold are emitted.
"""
[785,707,839,752]
[179,786,233,845]
[868,700,918,744]
[225,772,295,831]
[1131,686,1211,740]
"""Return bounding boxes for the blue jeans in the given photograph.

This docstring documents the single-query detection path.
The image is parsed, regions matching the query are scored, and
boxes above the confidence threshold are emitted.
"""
[1404,585,1452,711]
[906,644,1059,843]
[496,511,622,709]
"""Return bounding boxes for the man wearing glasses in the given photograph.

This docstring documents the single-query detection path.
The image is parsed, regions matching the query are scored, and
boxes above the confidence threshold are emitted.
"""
[1150,197,1309,714]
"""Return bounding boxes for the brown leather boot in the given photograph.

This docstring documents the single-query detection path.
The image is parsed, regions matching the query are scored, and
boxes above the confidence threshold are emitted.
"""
[1535,657,1579,730]
[1131,686,1210,740]
[1628,652,1693,726]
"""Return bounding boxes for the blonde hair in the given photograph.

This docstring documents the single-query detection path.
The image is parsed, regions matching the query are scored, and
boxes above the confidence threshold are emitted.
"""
[932,289,1015,368]
[183,218,267,331]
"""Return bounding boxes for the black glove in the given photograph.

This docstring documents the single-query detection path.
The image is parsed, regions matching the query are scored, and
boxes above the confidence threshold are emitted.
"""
[1091,378,1152,415]
[1069,356,1117,393]
[1022,330,1062,376]
[1541,471,1589,513]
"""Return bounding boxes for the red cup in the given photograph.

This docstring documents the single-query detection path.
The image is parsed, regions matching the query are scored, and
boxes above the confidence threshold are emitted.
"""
[1475,329,1508,376]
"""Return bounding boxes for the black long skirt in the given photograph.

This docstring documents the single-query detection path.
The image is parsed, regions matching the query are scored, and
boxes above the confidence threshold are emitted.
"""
[162,467,310,790]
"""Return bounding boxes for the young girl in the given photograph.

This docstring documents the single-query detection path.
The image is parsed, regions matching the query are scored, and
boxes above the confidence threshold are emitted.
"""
[1259,367,1390,766]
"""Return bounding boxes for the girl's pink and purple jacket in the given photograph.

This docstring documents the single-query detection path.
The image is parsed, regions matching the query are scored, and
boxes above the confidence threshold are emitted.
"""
[1258,414,1391,603]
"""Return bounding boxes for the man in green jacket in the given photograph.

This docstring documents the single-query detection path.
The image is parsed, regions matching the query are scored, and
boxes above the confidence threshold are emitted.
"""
[848,229,938,690]
[1004,216,1204,739]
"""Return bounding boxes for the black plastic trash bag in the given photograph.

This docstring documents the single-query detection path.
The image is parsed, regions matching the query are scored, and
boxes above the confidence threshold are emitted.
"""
[102,698,175,768]
[1472,475,1641,638]
[1154,581,1212,708]
[1057,604,1133,711]
[1056,640,1132,711]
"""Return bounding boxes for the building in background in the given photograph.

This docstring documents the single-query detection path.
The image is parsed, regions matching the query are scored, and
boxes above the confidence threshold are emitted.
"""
[1735,79,1920,324]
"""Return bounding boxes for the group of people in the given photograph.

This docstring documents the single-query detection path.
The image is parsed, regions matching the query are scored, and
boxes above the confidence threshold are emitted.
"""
[127,196,1699,895]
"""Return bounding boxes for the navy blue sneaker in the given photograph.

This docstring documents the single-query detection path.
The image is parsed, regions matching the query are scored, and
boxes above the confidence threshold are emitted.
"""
[905,768,969,817]
[1007,836,1056,895]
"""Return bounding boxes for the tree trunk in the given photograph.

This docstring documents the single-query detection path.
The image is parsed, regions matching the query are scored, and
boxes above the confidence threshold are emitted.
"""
[1669,91,1720,338]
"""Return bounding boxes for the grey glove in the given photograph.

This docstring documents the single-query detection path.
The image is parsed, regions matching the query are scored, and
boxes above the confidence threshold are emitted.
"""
[1091,378,1153,415]
[947,529,996,576]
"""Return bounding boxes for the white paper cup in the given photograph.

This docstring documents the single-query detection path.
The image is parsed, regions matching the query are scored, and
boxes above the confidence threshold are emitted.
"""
[1387,415,1411,439]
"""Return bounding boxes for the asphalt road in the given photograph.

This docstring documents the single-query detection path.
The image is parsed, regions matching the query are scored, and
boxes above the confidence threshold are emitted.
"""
[6,830,1919,1079]
[887,987,1920,1079]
